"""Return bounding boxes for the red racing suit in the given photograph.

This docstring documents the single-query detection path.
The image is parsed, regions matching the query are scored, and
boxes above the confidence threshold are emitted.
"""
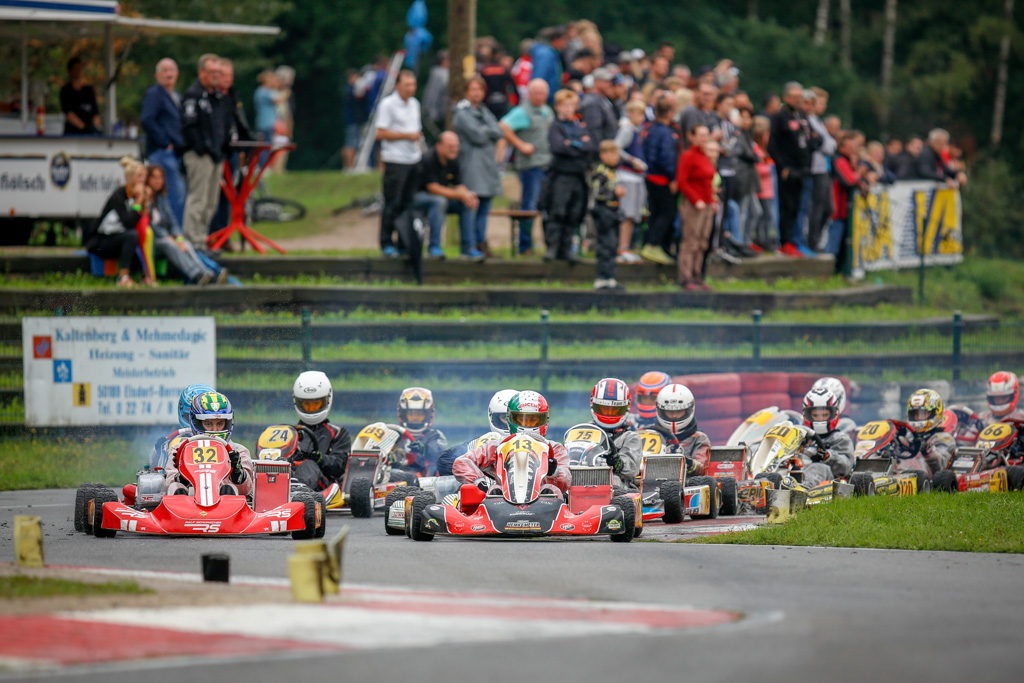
[979,408,1024,427]
[452,434,571,493]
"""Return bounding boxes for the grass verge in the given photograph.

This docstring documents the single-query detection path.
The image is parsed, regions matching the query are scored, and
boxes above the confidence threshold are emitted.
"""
[0,437,144,491]
[0,575,151,599]
[691,493,1024,553]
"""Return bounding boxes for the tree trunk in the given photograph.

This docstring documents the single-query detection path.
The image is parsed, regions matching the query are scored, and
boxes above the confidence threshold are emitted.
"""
[879,0,898,133]
[839,0,852,69]
[447,0,477,129]
[814,0,830,46]
[992,0,1014,148]
[748,0,759,20]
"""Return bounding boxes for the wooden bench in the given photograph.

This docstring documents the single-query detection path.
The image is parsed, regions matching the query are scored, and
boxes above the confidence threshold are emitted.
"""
[489,209,541,258]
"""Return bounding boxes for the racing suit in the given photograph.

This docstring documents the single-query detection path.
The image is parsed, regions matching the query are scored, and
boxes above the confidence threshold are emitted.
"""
[453,434,571,494]
[395,427,448,477]
[595,424,643,490]
[979,408,1024,427]
[293,420,352,489]
[648,424,711,476]
[164,440,254,497]
[898,429,956,474]
[795,430,854,486]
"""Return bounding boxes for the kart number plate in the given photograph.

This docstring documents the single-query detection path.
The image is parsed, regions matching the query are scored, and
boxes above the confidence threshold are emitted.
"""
[358,425,387,442]
[765,424,800,449]
[639,431,664,455]
[188,446,222,465]
[979,423,1013,441]
[565,428,601,443]
[499,437,547,460]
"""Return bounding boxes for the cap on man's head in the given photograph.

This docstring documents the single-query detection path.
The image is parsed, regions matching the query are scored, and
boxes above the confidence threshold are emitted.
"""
[582,75,595,90]
[630,48,646,61]
[618,50,633,63]
[592,67,613,82]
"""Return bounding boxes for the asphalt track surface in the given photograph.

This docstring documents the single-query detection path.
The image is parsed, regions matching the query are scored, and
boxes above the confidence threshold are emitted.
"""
[2,488,1024,682]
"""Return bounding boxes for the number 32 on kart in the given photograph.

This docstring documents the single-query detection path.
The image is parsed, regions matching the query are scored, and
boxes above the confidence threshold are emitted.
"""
[189,446,221,464]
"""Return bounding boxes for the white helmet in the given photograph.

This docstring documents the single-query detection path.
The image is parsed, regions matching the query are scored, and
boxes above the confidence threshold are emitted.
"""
[656,384,696,434]
[811,377,846,414]
[293,371,333,425]
[488,389,518,435]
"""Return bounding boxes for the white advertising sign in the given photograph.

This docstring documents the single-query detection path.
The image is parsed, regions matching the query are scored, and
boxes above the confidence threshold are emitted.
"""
[21,317,216,426]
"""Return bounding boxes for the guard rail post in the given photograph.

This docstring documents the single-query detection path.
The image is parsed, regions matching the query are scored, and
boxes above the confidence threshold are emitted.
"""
[540,310,550,394]
[952,310,962,382]
[752,309,762,370]
[301,308,312,370]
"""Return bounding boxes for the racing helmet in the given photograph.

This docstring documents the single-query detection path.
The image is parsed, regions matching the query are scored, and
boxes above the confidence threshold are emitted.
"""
[293,371,333,425]
[488,389,519,435]
[636,371,671,420]
[655,384,695,434]
[803,387,840,436]
[189,391,234,441]
[591,378,631,430]
[986,371,1020,418]
[177,384,214,430]
[907,389,944,434]
[398,387,435,435]
[811,376,847,415]
[507,390,550,438]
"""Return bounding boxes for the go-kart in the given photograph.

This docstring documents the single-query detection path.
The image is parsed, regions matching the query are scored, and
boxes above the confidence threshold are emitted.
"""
[255,425,342,508]
[945,405,985,447]
[704,445,765,514]
[73,435,325,539]
[401,434,642,542]
[849,420,933,496]
[932,421,1024,493]
[330,422,418,518]
[745,423,853,509]
[726,405,856,450]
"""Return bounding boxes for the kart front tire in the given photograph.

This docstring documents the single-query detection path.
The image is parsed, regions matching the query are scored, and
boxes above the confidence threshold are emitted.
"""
[291,490,317,540]
[349,477,375,518]
[932,470,958,493]
[609,495,636,543]
[688,476,719,520]
[409,491,436,542]
[75,483,102,533]
[756,472,785,490]
[1007,465,1024,492]
[384,486,420,536]
[660,480,684,524]
[313,491,327,538]
[913,469,932,493]
[851,472,875,496]
[718,477,739,516]
[92,486,118,538]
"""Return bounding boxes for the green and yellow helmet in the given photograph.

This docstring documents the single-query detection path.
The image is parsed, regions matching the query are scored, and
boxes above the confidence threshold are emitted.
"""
[190,391,234,440]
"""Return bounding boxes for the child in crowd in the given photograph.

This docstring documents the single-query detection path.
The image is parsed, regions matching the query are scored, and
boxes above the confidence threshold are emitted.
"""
[590,140,627,291]
[613,99,648,263]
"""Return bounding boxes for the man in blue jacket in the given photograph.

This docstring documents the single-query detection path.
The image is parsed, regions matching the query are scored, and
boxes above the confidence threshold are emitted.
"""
[640,93,680,265]
[530,26,568,104]
[141,58,186,226]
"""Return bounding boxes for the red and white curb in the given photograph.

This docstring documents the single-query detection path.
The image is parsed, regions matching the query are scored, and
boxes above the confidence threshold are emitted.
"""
[0,566,757,672]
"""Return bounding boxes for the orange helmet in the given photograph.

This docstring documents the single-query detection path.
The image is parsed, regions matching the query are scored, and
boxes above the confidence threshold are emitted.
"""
[636,371,671,420]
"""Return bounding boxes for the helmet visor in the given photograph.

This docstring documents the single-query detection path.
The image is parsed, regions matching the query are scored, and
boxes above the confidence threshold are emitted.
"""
[489,411,508,431]
[805,407,833,422]
[199,417,228,433]
[908,408,933,422]
[401,409,428,424]
[658,405,694,423]
[295,397,327,414]
[988,393,1015,407]
[593,403,629,418]
[509,410,549,429]
[637,393,658,407]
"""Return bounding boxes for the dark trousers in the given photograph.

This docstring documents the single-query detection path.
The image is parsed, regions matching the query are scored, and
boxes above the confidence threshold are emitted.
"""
[645,180,676,252]
[90,231,139,270]
[543,172,588,258]
[592,205,619,280]
[808,172,833,251]
[778,170,804,246]
[380,161,419,250]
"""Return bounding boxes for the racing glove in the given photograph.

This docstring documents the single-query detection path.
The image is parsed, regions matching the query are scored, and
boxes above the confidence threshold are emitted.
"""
[407,441,426,464]
[475,478,489,492]
[548,457,558,476]
[228,450,246,485]
[604,452,623,474]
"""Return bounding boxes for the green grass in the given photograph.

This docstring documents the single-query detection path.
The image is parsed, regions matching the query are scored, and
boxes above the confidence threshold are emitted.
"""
[250,170,382,242]
[0,575,151,599]
[0,437,144,490]
[692,493,1024,553]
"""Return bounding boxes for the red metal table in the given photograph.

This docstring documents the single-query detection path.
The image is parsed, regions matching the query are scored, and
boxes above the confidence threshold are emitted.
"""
[207,141,295,255]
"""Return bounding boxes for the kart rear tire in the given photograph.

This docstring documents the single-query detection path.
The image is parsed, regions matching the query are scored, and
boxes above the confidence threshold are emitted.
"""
[755,472,785,490]
[688,476,720,519]
[718,477,739,516]
[913,470,932,493]
[92,486,118,538]
[384,486,421,536]
[313,491,327,538]
[1007,466,1024,492]
[291,490,317,540]
[660,480,684,524]
[75,483,103,533]
[409,491,436,542]
[349,477,375,518]
[851,472,875,496]
[609,495,636,543]
[932,470,958,493]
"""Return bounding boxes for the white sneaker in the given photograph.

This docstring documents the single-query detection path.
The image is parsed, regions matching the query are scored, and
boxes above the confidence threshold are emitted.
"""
[593,278,610,289]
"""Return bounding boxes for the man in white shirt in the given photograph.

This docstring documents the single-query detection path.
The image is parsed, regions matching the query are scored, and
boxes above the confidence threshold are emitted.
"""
[375,70,423,257]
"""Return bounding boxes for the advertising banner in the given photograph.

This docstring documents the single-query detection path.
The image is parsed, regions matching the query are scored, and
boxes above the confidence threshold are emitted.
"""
[21,317,215,426]
[849,180,963,279]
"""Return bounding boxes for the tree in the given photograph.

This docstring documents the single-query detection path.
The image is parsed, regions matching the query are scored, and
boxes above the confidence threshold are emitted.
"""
[879,0,897,133]
[813,0,830,46]
[991,0,1015,147]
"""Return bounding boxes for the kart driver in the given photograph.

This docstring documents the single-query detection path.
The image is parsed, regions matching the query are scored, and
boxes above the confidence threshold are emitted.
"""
[291,371,352,492]
[794,387,853,484]
[647,384,711,476]
[589,378,643,489]
[165,391,254,497]
[453,390,571,493]
[979,371,1024,426]
[811,376,847,415]
[436,389,517,476]
[900,388,956,473]
[393,387,448,476]
[147,383,214,470]
[630,371,671,428]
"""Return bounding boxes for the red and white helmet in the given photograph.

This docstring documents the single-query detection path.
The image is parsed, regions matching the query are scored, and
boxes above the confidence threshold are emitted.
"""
[655,384,695,434]
[803,387,839,436]
[507,390,550,438]
[398,387,435,435]
[986,371,1020,418]
[591,378,631,429]
[811,376,846,415]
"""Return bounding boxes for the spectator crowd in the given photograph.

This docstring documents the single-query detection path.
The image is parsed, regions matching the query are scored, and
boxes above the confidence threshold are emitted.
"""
[347,20,969,290]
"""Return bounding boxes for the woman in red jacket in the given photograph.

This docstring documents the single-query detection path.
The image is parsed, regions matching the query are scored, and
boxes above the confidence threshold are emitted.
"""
[676,124,717,290]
